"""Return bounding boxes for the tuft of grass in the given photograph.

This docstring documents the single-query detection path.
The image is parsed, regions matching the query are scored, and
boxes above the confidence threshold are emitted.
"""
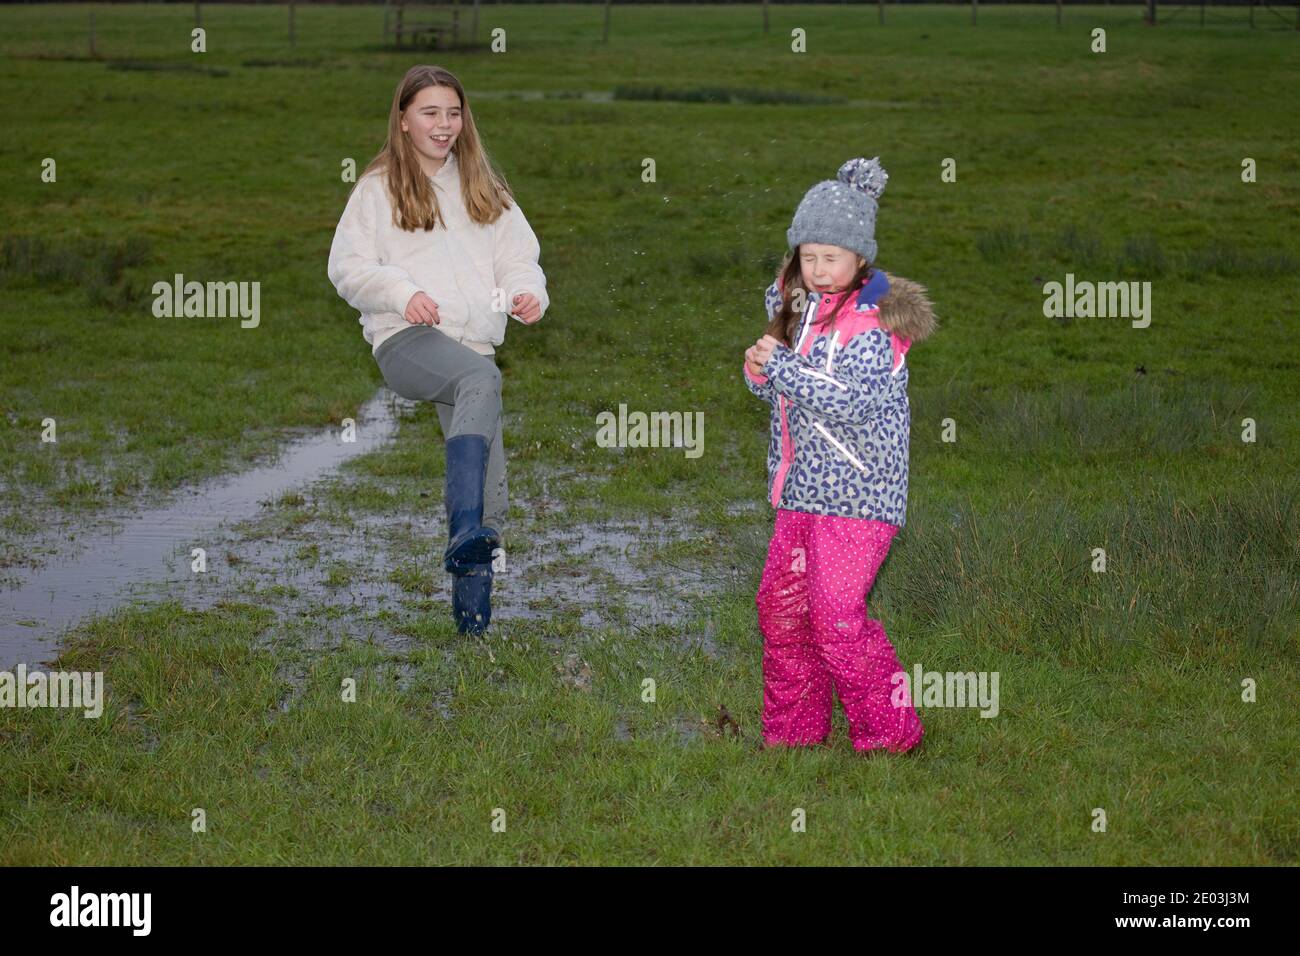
[1051,225,1106,271]
[106,60,230,77]
[388,563,437,597]
[952,378,1260,459]
[241,58,326,68]
[976,226,1035,262]
[613,84,845,106]
[976,225,1297,280]
[322,562,357,589]
[1183,241,1299,278]
[0,234,152,312]
[1116,235,1169,277]
[887,477,1300,663]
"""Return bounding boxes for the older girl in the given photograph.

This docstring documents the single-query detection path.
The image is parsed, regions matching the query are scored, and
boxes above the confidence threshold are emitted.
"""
[328,65,549,634]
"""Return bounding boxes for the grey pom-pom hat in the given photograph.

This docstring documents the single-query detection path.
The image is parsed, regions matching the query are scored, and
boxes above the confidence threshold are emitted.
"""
[786,157,888,263]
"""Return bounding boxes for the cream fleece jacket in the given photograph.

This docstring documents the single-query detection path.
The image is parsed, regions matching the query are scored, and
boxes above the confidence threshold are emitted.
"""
[327,150,549,356]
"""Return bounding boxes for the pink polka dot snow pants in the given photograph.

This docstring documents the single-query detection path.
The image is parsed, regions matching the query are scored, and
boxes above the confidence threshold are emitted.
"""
[756,508,923,753]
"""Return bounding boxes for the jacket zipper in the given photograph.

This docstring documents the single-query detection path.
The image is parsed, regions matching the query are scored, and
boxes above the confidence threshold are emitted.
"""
[777,294,869,500]
[792,293,820,352]
[796,307,847,389]
[773,293,819,508]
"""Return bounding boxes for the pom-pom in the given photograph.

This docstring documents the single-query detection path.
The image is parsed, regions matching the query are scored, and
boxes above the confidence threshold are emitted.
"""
[837,156,888,199]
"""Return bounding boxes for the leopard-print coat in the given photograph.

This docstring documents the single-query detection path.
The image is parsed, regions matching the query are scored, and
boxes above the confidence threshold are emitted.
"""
[744,269,938,527]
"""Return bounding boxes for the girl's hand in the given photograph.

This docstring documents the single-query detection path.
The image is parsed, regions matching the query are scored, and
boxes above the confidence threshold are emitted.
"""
[744,346,765,377]
[511,292,542,324]
[405,291,440,326]
[752,335,781,367]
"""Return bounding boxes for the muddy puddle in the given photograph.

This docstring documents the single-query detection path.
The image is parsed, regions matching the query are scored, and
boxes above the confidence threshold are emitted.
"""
[188,481,735,660]
[0,389,735,668]
[0,390,402,667]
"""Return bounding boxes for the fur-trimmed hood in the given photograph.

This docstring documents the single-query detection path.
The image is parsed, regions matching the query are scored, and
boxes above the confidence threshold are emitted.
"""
[875,272,938,344]
[765,267,938,347]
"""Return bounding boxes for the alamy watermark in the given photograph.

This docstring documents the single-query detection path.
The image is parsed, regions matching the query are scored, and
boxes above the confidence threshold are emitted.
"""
[0,665,103,718]
[891,664,999,718]
[50,886,150,936]
[595,403,704,458]
[152,273,260,328]
[1042,273,1151,328]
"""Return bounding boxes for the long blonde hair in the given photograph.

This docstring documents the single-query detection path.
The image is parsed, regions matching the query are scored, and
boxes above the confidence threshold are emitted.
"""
[358,65,516,232]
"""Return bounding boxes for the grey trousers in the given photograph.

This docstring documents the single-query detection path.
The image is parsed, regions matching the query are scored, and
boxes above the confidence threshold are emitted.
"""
[373,325,508,534]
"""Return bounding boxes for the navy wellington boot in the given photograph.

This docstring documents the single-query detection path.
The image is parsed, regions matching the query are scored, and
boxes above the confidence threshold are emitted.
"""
[442,434,500,575]
[452,562,493,635]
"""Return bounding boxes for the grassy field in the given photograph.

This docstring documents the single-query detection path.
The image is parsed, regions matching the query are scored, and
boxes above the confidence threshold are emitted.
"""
[1,4,1297,864]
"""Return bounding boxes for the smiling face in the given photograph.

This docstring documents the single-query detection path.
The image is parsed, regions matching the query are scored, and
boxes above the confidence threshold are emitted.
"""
[799,243,867,294]
[400,84,463,176]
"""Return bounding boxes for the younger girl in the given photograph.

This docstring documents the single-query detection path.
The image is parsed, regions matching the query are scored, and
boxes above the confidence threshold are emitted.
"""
[328,65,549,634]
[743,157,937,753]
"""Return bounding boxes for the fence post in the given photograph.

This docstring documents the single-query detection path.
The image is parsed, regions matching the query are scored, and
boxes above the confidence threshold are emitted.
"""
[972,0,978,26]
[879,0,885,27]
[1250,0,1256,28]
[395,2,404,48]
[1057,0,1062,29]
[603,0,611,44]
[195,1,201,31]
[289,1,296,48]
[1146,0,1156,26]
[472,0,480,45]
[89,10,96,58]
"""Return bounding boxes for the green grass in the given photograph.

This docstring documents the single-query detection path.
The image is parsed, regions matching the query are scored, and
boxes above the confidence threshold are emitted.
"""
[1,4,1298,864]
